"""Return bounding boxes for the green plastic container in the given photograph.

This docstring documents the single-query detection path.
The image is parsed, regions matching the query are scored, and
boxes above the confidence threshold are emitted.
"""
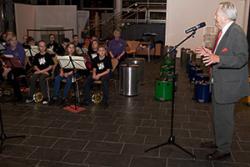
[160,66,174,78]
[155,78,173,101]
[161,57,174,66]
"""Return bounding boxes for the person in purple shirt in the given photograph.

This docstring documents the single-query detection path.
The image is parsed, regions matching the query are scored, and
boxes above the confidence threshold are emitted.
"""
[108,30,126,62]
[2,35,27,101]
[4,35,26,67]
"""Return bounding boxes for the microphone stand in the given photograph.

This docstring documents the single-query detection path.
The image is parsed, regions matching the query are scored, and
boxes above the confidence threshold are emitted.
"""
[145,31,197,159]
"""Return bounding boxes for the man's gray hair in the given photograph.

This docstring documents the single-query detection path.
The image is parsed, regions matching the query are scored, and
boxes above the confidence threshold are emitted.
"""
[219,2,237,21]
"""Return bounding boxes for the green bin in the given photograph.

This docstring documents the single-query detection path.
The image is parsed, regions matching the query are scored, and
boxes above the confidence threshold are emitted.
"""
[160,66,174,78]
[155,78,173,101]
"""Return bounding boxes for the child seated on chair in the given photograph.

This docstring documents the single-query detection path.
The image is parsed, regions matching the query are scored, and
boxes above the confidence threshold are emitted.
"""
[83,46,112,107]
[25,40,54,104]
[52,43,76,104]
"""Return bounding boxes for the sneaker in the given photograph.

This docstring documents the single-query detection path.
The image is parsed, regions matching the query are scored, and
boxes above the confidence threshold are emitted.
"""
[42,100,48,105]
[25,98,33,103]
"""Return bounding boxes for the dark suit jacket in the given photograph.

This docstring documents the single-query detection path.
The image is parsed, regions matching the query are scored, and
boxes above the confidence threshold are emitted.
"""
[212,23,249,104]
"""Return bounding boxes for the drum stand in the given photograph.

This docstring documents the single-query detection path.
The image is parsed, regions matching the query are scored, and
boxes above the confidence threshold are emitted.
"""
[145,31,197,159]
[0,105,25,153]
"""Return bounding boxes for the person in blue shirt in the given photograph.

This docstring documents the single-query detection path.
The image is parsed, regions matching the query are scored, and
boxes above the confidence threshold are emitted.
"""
[4,35,26,67]
[3,35,27,101]
[108,30,126,62]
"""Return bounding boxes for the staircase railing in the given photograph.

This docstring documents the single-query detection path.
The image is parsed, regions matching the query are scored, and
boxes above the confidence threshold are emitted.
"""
[88,2,166,39]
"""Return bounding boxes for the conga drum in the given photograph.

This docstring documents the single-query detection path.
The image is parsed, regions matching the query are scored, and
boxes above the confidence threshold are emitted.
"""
[160,65,174,79]
[195,73,210,83]
[195,82,211,103]
[161,56,174,67]
[155,78,173,101]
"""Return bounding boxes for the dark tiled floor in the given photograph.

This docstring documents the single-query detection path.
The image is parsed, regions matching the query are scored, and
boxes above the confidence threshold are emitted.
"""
[0,59,250,167]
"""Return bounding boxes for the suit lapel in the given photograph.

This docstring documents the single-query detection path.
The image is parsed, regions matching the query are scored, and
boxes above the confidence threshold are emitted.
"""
[213,23,235,71]
[215,23,235,55]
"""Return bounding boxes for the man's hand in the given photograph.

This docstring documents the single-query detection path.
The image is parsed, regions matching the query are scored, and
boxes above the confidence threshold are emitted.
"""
[194,47,220,66]
[195,47,212,56]
[202,54,220,66]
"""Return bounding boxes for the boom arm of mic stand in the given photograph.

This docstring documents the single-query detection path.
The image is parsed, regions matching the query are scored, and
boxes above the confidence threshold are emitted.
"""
[157,31,196,64]
[167,31,196,56]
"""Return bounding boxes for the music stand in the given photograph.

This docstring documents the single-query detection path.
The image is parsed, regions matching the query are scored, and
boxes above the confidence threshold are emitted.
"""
[2,54,23,69]
[24,46,39,57]
[57,55,86,112]
[0,105,25,153]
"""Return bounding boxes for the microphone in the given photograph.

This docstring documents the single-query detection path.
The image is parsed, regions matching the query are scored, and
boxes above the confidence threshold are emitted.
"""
[185,22,206,34]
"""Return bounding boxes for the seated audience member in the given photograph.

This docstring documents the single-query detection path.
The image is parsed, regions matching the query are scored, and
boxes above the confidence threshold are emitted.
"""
[22,35,29,49]
[47,34,59,54]
[52,43,76,103]
[83,46,112,107]
[25,40,54,104]
[108,30,126,62]
[54,38,70,56]
[83,37,91,51]
[0,32,7,44]
[72,35,82,48]
[87,35,98,52]
[3,35,27,86]
[4,35,26,67]
[23,36,36,49]
[0,58,23,101]
[88,40,99,62]
[24,36,38,68]
[5,31,15,44]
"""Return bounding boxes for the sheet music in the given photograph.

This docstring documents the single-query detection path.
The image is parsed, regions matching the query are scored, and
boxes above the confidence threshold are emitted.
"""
[3,54,14,58]
[0,43,5,50]
[25,45,39,57]
[47,46,55,54]
[2,54,22,68]
[76,47,83,55]
[56,55,86,70]
[91,53,97,59]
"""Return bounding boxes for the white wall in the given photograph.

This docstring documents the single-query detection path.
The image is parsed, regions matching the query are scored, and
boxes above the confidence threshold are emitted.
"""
[165,0,250,55]
[15,4,77,41]
[77,10,90,38]
[15,4,36,42]
[35,5,77,39]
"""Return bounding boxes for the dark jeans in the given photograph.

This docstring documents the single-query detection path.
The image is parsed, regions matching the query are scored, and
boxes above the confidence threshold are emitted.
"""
[53,74,72,99]
[83,73,111,104]
[29,73,48,99]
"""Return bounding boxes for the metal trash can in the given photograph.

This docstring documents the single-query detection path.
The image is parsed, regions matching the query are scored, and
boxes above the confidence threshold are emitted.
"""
[125,58,145,84]
[119,64,139,96]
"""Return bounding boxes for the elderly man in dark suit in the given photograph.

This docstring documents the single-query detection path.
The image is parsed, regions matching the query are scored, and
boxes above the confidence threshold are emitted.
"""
[195,2,249,160]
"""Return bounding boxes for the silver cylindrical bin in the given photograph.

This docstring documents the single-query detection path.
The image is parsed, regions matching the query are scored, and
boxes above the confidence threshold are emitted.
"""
[126,58,145,83]
[119,64,139,96]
